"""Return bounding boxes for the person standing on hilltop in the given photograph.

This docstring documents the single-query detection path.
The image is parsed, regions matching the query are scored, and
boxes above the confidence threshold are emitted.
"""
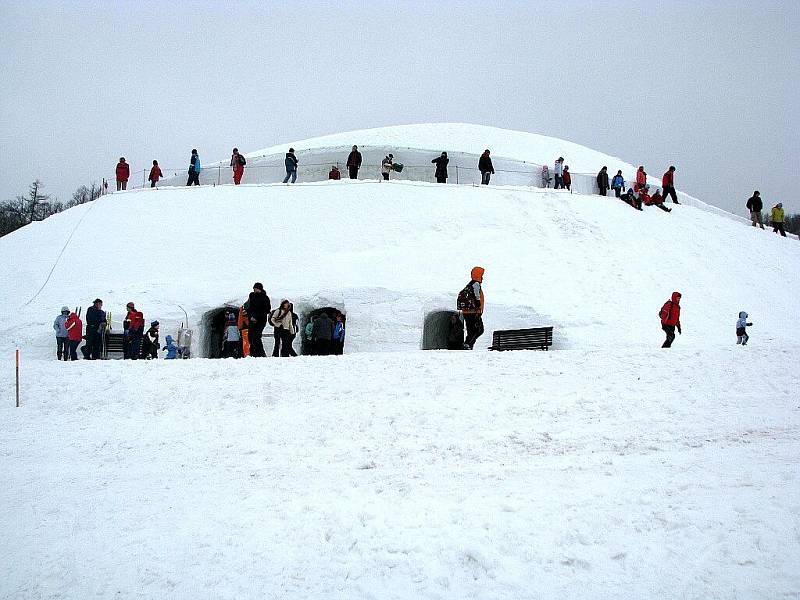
[662,166,679,204]
[187,149,201,186]
[541,164,551,188]
[381,154,394,181]
[596,166,610,196]
[478,149,494,185]
[283,148,298,184]
[458,266,486,350]
[432,151,449,183]
[115,157,130,191]
[562,166,572,191]
[659,291,682,348]
[247,282,271,357]
[746,191,764,229]
[634,166,647,192]
[148,160,163,188]
[231,148,246,185]
[553,157,564,189]
[770,203,786,237]
[347,145,362,179]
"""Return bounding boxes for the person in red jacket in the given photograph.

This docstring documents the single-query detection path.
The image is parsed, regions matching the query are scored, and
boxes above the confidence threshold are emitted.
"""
[644,187,672,213]
[148,160,163,188]
[328,165,341,180]
[116,157,130,191]
[661,166,679,204]
[231,148,246,185]
[123,301,145,360]
[659,291,682,348]
[65,311,83,360]
[634,166,647,193]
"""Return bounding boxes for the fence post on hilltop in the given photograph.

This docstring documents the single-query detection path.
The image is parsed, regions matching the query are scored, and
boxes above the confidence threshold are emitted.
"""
[142,169,146,188]
[217,165,221,185]
[15,349,20,407]
[455,166,459,185]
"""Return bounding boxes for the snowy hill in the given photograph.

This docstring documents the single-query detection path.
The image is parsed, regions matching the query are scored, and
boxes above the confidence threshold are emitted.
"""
[2,125,799,599]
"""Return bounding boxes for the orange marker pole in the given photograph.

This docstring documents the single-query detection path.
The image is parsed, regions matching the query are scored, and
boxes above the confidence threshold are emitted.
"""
[15,349,20,407]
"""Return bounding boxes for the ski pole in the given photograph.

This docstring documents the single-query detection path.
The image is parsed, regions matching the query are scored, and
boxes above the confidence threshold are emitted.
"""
[15,349,20,407]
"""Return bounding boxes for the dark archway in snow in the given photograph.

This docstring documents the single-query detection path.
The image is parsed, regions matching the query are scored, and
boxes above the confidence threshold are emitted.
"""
[302,306,346,355]
[422,310,463,350]
[202,306,240,358]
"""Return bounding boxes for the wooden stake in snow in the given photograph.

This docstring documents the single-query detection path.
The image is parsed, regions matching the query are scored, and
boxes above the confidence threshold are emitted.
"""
[15,349,20,408]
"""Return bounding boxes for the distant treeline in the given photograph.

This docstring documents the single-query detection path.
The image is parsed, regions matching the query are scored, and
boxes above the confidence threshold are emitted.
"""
[0,180,102,237]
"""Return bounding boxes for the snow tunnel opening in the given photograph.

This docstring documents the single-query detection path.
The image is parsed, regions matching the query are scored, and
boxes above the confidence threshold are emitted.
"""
[200,305,241,358]
[422,310,463,350]
[302,306,346,356]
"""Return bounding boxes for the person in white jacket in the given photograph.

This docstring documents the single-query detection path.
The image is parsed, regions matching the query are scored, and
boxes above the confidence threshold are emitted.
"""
[269,299,297,357]
[553,157,565,189]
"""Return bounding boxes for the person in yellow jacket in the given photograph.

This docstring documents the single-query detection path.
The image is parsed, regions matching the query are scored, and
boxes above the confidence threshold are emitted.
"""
[771,203,786,237]
[461,266,485,350]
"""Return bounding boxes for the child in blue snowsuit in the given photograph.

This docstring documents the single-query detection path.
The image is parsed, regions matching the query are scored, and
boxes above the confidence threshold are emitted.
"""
[736,312,752,345]
[163,334,180,359]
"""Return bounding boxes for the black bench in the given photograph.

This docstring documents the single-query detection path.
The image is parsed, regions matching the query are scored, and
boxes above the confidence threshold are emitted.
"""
[104,332,125,358]
[489,327,553,351]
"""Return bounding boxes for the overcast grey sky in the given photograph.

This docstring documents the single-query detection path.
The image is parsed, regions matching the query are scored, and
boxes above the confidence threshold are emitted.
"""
[1,0,797,215]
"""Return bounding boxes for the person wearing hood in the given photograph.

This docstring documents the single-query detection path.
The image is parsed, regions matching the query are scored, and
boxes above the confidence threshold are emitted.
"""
[247,283,271,357]
[736,311,753,345]
[163,335,180,359]
[115,157,130,191]
[231,148,246,185]
[659,291,682,348]
[620,187,642,210]
[611,170,626,198]
[596,166,610,196]
[746,191,764,229]
[53,306,70,360]
[187,149,201,186]
[634,166,647,193]
[65,310,83,361]
[461,266,486,350]
[222,313,241,358]
[312,312,334,355]
[141,321,160,360]
[269,299,297,357]
[381,154,394,181]
[283,148,298,184]
[346,145,362,179]
[770,203,786,237]
[479,150,494,185]
[432,152,449,183]
[148,160,163,188]
[328,165,341,180]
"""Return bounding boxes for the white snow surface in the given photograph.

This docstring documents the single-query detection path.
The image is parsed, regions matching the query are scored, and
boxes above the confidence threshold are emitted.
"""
[2,126,799,598]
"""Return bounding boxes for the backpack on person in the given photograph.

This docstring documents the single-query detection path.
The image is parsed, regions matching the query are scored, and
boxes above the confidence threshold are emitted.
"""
[659,301,673,323]
[457,282,479,312]
[392,162,404,173]
[238,155,246,166]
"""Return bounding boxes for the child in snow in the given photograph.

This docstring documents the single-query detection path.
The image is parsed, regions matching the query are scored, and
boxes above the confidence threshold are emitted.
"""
[736,312,752,345]
[162,335,180,359]
[223,315,241,358]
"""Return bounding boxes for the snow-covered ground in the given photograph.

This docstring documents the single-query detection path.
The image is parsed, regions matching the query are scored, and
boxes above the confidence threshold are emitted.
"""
[2,125,798,599]
[2,346,798,599]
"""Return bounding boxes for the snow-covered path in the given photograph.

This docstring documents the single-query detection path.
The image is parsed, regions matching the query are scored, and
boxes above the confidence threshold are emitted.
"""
[2,345,798,599]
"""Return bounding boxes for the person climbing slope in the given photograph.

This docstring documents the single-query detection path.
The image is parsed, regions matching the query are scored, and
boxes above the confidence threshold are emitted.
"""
[659,291,682,348]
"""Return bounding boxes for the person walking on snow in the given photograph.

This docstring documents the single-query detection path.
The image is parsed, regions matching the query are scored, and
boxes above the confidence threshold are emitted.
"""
[746,191,764,229]
[346,145,362,179]
[65,310,83,361]
[611,170,625,198]
[736,311,753,345]
[459,266,486,350]
[123,302,145,360]
[115,157,130,191]
[53,306,70,360]
[479,150,494,185]
[270,299,296,357]
[381,154,394,181]
[222,314,240,358]
[634,166,647,193]
[432,152,449,183]
[770,203,786,237]
[283,148,298,183]
[659,291,682,348]
[596,166,610,196]
[541,164,551,188]
[662,166,679,204]
[231,148,246,185]
[187,149,201,186]
[148,160,163,188]
[553,157,564,189]
[247,282,271,357]
[563,166,572,191]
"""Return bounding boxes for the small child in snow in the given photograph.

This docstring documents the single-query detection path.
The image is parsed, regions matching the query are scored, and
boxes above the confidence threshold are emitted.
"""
[736,311,752,345]
[163,334,180,359]
[223,315,241,358]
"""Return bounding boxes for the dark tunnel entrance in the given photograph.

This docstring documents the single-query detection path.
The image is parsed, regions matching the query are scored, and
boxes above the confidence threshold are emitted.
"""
[422,310,463,350]
[204,306,241,358]
[302,307,346,356]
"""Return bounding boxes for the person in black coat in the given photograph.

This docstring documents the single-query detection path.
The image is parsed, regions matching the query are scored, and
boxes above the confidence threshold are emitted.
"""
[596,166,610,196]
[432,152,449,183]
[85,298,106,359]
[247,282,271,357]
[346,145,362,179]
[312,312,334,356]
[478,149,494,185]
[746,191,764,229]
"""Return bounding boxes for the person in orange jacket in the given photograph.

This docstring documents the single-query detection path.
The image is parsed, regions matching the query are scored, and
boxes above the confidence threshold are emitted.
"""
[237,302,250,357]
[148,160,163,188]
[460,266,485,350]
[659,291,682,348]
[634,166,647,193]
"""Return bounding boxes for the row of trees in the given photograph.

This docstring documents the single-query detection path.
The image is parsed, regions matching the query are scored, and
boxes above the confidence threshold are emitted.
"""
[0,180,103,237]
